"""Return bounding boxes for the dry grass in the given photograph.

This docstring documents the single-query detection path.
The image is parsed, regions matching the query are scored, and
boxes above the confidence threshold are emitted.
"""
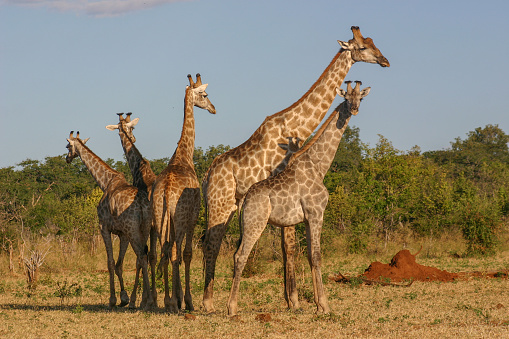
[1,232,509,338]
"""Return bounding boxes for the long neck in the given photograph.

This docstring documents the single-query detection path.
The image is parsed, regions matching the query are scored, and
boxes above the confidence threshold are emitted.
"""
[279,49,353,138]
[171,88,196,167]
[75,141,124,192]
[241,49,354,174]
[118,129,156,192]
[296,101,352,179]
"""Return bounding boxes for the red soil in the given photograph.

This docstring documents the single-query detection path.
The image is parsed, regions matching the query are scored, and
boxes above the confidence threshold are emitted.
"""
[361,249,459,282]
[330,249,508,285]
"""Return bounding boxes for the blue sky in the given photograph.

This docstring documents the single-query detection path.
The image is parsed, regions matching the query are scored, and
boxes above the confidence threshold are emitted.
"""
[1,0,508,168]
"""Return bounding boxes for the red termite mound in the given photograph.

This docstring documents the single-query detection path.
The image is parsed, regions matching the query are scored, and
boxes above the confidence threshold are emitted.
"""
[361,249,459,282]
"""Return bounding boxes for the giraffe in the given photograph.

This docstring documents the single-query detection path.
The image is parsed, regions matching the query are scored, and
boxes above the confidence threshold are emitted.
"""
[201,26,389,312]
[105,112,158,307]
[150,73,216,313]
[227,81,371,316]
[65,131,154,309]
[105,112,156,196]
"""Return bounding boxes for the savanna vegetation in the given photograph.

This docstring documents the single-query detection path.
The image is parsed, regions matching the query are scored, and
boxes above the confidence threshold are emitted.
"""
[0,124,508,337]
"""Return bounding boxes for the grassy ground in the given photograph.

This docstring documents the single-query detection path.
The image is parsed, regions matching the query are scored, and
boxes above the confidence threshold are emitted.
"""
[1,232,508,338]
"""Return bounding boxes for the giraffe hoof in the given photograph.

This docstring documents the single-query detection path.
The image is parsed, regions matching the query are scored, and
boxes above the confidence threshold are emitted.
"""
[203,300,215,314]
[109,296,117,309]
[166,303,179,314]
[119,291,129,307]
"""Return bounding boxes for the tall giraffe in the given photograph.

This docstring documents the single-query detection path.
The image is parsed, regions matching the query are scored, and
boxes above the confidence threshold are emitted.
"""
[227,81,371,316]
[151,74,216,313]
[201,26,389,312]
[105,112,158,306]
[65,131,154,309]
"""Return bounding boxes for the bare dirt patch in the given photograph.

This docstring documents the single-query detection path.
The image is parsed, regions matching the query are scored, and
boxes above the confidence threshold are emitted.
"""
[330,249,509,284]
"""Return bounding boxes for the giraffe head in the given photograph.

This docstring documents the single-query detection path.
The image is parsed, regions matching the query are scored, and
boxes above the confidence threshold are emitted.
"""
[338,26,390,67]
[65,131,89,163]
[105,112,139,143]
[278,137,302,155]
[336,81,371,116]
[187,73,216,114]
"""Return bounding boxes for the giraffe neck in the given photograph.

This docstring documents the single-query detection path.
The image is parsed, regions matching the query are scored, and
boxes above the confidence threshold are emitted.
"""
[278,49,353,139]
[75,141,124,192]
[295,101,352,180]
[171,87,196,167]
[240,49,354,175]
[118,129,155,192]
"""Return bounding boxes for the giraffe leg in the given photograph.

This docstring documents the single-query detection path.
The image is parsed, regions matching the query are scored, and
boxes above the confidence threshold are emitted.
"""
[202,210,234,313]
[115,234,130,307]
[161,241,172,311]
[130,236,152,310]
[183,213,197,312]
[281,226,299,310]
[148,227,158,306]
[129,255,142,309]
[101,230,117,309]
[304,218,330,314]
[168,239,181,313]
[227,203,269,316]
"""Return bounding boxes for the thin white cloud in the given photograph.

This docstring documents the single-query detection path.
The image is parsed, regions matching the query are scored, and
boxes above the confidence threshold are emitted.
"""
[3,0,191,17]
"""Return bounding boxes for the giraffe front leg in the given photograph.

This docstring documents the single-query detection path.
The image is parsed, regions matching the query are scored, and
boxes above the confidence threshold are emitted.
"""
[160,241,172,312]
[281,226,299,310]
[148,227,158,306]
[183,225,195,312]
[101,231,117,309]
[202,219,230,313]
[305,219,330,314]
[168,241,181,313]
[115,234,130,307]
[129,256,142,309]
[227,214,267,316]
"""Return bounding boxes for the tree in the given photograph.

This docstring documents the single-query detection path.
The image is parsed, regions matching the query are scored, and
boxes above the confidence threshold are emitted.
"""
[193,144,231,182]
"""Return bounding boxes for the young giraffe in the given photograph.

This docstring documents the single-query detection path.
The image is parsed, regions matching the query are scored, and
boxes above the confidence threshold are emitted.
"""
[201,26,389,312]
[105,112,158,307]
[65,131,154,309]
[227,81,371,316]
[151,74,216,313]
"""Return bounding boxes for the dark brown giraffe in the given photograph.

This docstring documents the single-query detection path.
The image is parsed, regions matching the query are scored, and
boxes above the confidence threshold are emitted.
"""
[65,131,154,309]
[105,112,158,307]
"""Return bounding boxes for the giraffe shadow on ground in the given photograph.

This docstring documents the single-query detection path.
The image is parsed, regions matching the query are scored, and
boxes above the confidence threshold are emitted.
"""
[0,302,183,314]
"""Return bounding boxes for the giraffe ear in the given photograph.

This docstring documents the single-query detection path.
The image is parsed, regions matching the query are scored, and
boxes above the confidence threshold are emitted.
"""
[195,84,208,93]
[336,87,347,98]
[66,139,72,143]
[338,40,351,50]
[105,124,119,131]
[82,138,90,144]
[127,118,139,128]
[360,87,371,98]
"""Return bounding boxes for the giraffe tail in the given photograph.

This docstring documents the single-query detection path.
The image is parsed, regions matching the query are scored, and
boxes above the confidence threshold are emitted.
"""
[201,186,209,280]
